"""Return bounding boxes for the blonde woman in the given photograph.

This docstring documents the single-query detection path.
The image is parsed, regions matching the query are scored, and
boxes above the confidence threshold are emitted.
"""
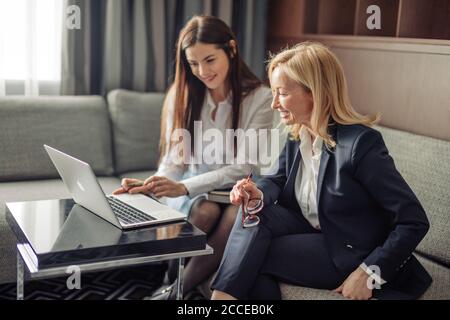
[211,42,431,300]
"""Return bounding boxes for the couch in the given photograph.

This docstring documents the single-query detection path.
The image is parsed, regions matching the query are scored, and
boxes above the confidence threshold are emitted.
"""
[0,90,164,284]
[1,90,449,299]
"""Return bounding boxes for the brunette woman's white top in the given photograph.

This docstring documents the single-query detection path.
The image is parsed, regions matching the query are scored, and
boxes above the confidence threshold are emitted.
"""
[156,85,273,198]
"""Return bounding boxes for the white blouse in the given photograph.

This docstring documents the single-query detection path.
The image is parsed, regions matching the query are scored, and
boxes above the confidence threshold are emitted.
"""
[294,126,323,230]
[156,85,273,198]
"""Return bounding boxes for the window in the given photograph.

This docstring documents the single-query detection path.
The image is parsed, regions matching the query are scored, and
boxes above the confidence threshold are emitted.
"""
[0,0,62,95]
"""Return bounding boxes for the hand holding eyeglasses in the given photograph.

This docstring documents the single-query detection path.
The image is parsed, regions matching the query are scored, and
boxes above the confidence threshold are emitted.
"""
[230,173,264,228]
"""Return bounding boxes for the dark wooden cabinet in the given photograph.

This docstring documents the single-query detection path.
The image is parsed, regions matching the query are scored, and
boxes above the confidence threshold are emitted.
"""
[268,0,450,51]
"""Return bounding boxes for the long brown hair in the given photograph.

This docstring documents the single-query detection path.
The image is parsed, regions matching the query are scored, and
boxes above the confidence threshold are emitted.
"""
[159,15,262,162]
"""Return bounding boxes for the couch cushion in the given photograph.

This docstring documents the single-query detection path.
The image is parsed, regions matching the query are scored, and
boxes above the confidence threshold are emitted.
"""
[376,126,450,266]
[0,96,114,181]
[280,283,346,300]
[0,177,121,204]
[0,205,17,284]
[280,254,450,300]
[107,90,164,175]
[416,255,450,300]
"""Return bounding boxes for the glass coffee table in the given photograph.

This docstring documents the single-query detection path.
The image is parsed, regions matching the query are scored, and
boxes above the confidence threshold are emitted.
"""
[6,199,213,300]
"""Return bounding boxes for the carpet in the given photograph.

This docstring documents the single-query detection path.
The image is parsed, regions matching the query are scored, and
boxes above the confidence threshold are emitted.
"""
[0,263,167,300]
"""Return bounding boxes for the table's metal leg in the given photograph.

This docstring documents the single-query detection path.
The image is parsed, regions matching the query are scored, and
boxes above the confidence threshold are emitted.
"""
[176,257,185,300]
[17,250,24,300]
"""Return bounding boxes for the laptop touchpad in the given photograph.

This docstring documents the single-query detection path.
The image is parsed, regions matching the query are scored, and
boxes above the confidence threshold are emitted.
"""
[113,194,168,213]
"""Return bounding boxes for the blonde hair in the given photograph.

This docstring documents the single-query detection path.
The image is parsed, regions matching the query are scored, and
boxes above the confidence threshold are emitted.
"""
[268,42,379,148]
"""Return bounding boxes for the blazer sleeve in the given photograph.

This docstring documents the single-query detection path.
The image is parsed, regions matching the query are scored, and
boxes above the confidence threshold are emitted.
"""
[256,140,288,206]
[352,129,430,282]
[181,88,274,197]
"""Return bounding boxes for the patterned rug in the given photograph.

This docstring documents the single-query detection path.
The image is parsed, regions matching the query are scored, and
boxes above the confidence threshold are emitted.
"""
[0,263,167,300]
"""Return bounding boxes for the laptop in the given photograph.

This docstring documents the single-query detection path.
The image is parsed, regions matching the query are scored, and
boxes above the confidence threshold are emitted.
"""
[44,145,186,230]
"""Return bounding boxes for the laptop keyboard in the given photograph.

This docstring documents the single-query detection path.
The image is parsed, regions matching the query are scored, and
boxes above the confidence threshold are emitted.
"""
[107,196,156,225]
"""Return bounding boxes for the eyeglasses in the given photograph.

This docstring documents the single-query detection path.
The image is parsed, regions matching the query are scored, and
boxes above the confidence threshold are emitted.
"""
[241,189,262,228]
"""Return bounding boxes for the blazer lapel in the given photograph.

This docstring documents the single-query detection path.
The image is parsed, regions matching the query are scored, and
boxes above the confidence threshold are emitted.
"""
[316,122,337,205]
[285,141,302,200]
[316,146,330,205]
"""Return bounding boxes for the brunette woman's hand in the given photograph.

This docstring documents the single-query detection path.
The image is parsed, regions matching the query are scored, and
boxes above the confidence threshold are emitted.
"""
[112,178,144,195]
[127,176,189,198]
